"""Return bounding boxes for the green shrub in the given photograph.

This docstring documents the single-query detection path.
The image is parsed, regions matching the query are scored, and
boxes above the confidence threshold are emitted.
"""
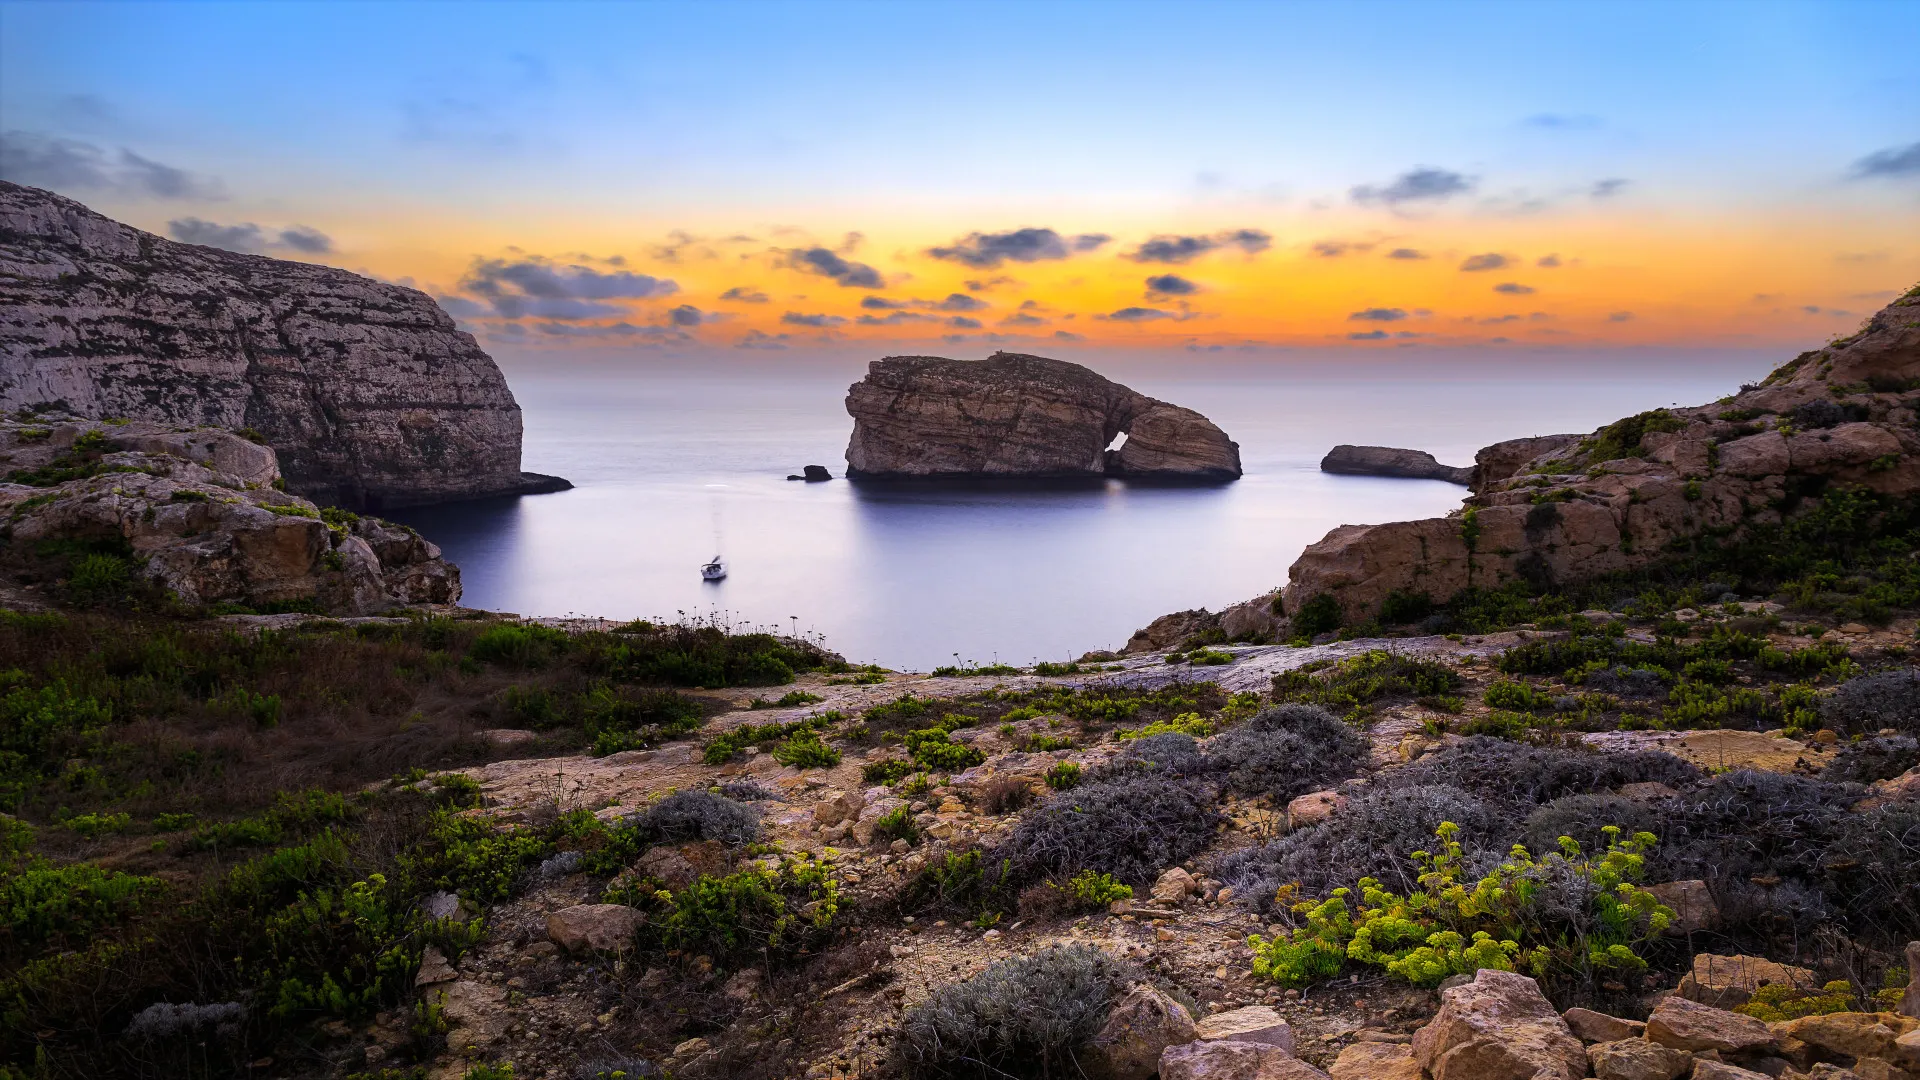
[65,554,132,605]
[1118,711,1214,740]
[1483,680,1553,712]
[1057,870,1131,909]
[863,757,917,785]
[60,812,130,838]
[468,623,571,668]
[906,728,985,771]
[400,812,551,904]
[703,713,835,765]
[1735,980,1858,1022]
[189,790,357,852]
[652,857,838,967]
[771,729,841,769]
[1249,822,1671,989]
[584,686,703,756]
[0,862,163,956]
[1031,661,1082,676]
[871,806,919,847]
[1043,762,1082,790]
[1291,594,1342,638]
[751,690,823,709]
[1273,650,1461,713]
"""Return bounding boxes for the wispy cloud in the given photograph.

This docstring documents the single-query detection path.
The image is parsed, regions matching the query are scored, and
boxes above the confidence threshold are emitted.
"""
[1459,252,1509,272]
[1351,166,1474,207]
[458,255,677,319]
[775,246,883,288]
[780,311,846,328]
[1348,307,1407,322]
[1522,113,1602,131]
[925,227,1109,268]
[1493,282,1536,295]
[1590,178,1631,199]
[1849,142,1920,180]
[167,218,335,255]
[1144,274,1199,298]
[1385,248,1427,260]
[1,131,223,199]
[719,286,769,303]
[1124,229,1270,264]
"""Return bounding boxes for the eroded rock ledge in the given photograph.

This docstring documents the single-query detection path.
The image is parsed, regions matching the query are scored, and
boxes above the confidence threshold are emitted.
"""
[0,181,568,510]
[1131,285,1920,643]
[844,352,1242,481]
[1321,445,1473,485]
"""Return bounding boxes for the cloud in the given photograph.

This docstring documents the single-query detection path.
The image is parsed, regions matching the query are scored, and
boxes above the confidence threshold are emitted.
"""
[458,255,678,319]
[1125,228,1271,264]
[436,295,489,318]
[1849,142,1920,180]
[276,226,333,253]
[964,275,1019,292]
[735,330,791,350]
[529,321,690,343]
[1493,282,1537,295]
[924,227,1109,269]
[1536,254,1561,268]
[1590,178,1630,199]
[947,316,983,329]
[168,217,267,253]
[1803,305,1853,317]
[781,311,846,328]
[1523,113,1601,131]
[1351,166,1474,206]
[1386,248,1427,260]
[0,131,225,200]
[776,246,883,288]
[935,293,988,312]
[1312,239,1376,258]
[719,286,769,303]
[861,296,905,310]
[1000,312,1049,328]
[1348,308,1408,322]
[1099,306,1175,322]
[1053,330,1084,341]
[668,304,708,327]
[856,311,937,326]
[1144,274,1199,297]
[1347,330,1389,340]
[1459,253,1509,272]
[1607,311,1634,322]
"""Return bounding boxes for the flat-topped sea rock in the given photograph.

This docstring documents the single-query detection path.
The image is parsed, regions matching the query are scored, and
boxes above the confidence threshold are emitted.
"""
[1321,444,1473,484]
[844,351,1240,481]
[0,181,567,510]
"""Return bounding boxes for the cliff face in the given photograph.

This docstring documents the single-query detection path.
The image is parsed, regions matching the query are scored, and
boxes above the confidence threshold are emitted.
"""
[1124,287,1920,645]
[844,352,1241,480]
[0,182,564,509]
[1281,289,1920,624]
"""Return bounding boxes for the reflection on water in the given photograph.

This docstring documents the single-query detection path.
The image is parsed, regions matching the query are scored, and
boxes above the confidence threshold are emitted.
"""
[387,360,1766,670]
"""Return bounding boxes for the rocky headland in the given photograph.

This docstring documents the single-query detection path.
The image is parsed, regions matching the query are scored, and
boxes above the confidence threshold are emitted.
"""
[1320,444,1474,485]
[844,352,1242,481]
[0,416,459,613]
[0,181,567,510]
[1136,286,1920,644]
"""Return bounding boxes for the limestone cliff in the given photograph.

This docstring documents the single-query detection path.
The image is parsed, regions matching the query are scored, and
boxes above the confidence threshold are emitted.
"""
[844,352,1241,480]
[0,181,567,509]
[1127,286,1920,643]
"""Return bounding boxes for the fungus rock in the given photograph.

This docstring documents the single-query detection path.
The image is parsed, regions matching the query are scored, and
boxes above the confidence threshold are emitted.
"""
[0,181,567,509]
[844,352,1240,480]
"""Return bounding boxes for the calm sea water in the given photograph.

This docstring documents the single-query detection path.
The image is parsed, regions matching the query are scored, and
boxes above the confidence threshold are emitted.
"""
[388,357,1766,671]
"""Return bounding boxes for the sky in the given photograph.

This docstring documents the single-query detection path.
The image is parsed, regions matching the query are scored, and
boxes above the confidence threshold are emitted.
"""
[2,0,1917,367]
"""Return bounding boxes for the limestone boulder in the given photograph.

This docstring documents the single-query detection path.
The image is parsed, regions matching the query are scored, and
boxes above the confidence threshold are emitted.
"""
[1646,996,1777,1054]
[1411,968,1588,1080]
[546,904,643,954]
[414,945,457,987]
[1676,954,1820,1009]
[1774,1012,1919,1064]
[1565,1007,1647,1044]
[1286,791,1347,829]
[1196,1006,1293,1049]
[1158,1039,1329,1080]
[1903,941,1920,1020]
[1473,434,1583,492]
[1082,984,1197,1080]
[1124,608,1221,654]
[1647,880,1721,935]
[1152,867,1198,905]
[1689,1062,1772,1080]
[1586,1038,1693,1080]
[1328,1041,1422,1080]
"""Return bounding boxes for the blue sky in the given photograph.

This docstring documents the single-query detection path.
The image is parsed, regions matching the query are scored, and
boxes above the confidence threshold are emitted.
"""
[3,0,1916,360]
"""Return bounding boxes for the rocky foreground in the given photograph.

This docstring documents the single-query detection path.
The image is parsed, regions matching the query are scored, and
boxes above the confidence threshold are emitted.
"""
[0,415,458,612]
[0,181,566,509]
[844,352,1243,480]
